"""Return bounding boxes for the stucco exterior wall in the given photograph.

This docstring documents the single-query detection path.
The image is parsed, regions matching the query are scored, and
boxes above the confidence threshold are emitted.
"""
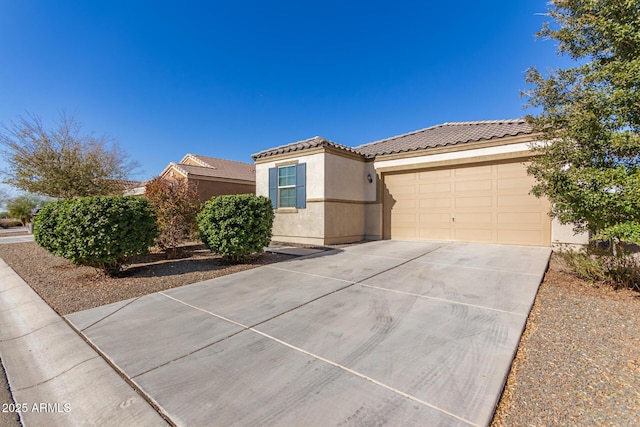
[324,153,377,202]
[552,218,590,247]
[255,152,327,245]
[255,152,325,199]
[320,153,379,243]
[323,202,366,244]
[271,202,325,245]
[364,203,382,240]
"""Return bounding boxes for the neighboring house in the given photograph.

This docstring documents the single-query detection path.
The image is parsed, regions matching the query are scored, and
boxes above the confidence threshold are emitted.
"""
[122,180,147,196]
[252,119,588,247]
[158,154,256,202]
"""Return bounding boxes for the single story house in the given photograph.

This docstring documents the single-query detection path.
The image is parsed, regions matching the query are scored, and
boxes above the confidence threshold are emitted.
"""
[155,154,256,202]
[252,119,588,247]
[121,180,148,196]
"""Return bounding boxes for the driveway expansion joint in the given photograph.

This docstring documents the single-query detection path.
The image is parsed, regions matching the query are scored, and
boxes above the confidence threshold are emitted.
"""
[414,259,544,276]
[79,297,142,331]
[250,328,480,427]
[262,265,353,283]
[63,317,177,426]
[359,283,527,317]
[155,288,479,426]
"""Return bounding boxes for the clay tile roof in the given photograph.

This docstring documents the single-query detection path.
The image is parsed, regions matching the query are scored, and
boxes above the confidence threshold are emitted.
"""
[355,119,533,157]
[118,180,146,190]
[176,154,256,182]
[251,136,362,160]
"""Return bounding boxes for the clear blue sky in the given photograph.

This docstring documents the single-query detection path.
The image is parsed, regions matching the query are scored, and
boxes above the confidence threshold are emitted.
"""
[0,1,569,187]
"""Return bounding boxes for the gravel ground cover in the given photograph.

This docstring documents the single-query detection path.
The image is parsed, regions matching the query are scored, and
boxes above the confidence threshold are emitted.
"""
[1,241,638,426]
[492,258,640,426]
[0,242,293,316]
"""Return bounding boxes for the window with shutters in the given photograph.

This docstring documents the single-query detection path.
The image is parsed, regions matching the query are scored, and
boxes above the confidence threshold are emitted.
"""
[268,163,306,209]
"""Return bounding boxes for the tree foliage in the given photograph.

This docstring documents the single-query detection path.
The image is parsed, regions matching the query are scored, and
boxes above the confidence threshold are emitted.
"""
[6,194,47,226]
[34,196,158,275]
[0,113,139,198]
[145,177,201,258]
[525,0,640,244]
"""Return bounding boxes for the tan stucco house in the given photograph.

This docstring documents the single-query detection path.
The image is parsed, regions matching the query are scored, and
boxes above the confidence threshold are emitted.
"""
[157,154,256,202]
[252,119,587,247]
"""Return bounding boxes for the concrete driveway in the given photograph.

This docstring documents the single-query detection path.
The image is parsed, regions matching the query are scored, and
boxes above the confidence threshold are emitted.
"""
[66,240,550,426]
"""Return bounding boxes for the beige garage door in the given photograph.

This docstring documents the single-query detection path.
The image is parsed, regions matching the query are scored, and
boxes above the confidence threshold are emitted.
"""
[383,161,551,246]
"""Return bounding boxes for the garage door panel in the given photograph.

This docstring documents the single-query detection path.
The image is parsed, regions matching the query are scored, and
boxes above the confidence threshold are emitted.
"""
[498,230,545,245]
[454,179,493,192]
[389,184,418,196]
[455,212,492,224]
[496,162,528,175]
[387,173,416,183]
[497,195,544,208]
[497,177,535,191]
[417,169,451,179]
[393,227,418,240]
[419,182,451,193]
[394,199,417,209]
[419,198,451,209]
[392,213,416,227]
[419,213,451,225]
[497,212,544,225]
[454,165,492,176]
[385,161,551,246]
[455,196,493,208]
[454,229,493,242]
[418,228,451,240]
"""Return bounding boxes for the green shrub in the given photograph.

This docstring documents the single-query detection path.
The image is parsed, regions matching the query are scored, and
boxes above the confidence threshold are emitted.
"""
[555,244,640,291]
[197,194,274,262]
[0,219,23,228]
[34,196,158,274]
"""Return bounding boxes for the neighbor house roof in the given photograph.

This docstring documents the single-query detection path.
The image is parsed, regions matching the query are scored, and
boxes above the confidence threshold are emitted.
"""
[251,136,363,160]
[252,119,533,161]
[162,154,255,182]
[354,119,533,157]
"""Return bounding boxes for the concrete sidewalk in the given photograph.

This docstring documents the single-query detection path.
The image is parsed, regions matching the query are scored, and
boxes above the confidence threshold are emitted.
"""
[0,258,168,426]
[0,235,34,244]
[64,240,550,426]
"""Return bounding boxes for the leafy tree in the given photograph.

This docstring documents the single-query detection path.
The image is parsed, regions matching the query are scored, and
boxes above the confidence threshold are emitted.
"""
[0,113,139,198]
[6,194,46,226]
[525,0,640,244]
[145,177,201,258]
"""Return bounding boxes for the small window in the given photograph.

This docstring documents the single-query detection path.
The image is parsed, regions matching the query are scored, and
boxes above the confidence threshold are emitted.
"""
[269,163,306,209]
[278,165,296,208]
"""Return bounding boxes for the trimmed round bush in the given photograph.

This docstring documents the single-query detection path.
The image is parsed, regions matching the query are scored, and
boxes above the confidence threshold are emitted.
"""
[34,196,158,273]
[197,194,274,262]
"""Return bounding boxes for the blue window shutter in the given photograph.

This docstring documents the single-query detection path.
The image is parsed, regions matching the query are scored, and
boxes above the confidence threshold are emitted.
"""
[268,167,277,209]
[295,163,306,209]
